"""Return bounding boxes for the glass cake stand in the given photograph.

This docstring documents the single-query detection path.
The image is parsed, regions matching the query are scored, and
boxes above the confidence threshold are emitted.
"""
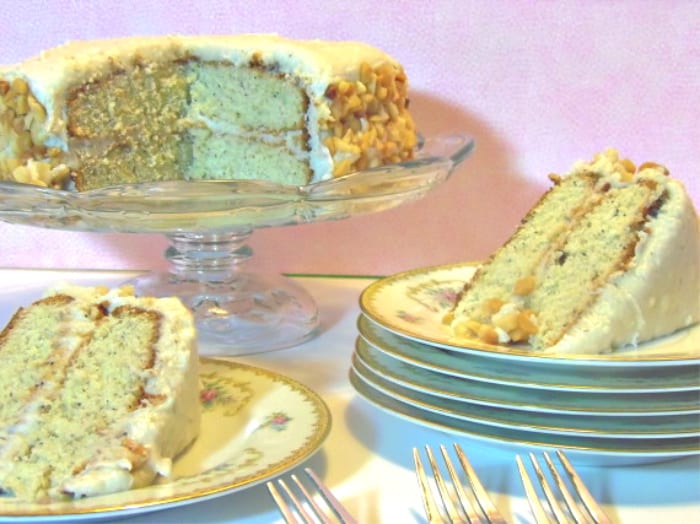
[0,134,474,355]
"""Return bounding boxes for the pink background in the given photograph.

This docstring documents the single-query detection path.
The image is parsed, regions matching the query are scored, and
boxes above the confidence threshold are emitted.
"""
[2,1,698,275]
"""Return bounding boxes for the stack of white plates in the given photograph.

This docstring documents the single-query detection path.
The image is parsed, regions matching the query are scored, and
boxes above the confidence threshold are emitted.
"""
[351,263,700,464]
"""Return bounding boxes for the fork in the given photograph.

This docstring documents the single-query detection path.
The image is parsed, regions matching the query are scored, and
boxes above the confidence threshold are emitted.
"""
[266,467,358,524]
[413,443,507,524]
[516,450,612,524]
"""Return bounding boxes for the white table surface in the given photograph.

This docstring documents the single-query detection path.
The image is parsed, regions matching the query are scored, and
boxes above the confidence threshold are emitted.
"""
[0,268,698,524]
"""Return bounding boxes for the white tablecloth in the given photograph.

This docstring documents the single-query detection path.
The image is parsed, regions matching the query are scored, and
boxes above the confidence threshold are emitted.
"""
[0,269,698,523]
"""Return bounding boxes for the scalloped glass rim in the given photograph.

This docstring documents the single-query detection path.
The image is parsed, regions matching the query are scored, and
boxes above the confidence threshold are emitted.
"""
[0,133,474,234]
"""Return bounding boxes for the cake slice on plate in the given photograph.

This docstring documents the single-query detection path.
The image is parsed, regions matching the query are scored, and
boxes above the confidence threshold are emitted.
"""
[448,149,699,354]
[0,284,200,501]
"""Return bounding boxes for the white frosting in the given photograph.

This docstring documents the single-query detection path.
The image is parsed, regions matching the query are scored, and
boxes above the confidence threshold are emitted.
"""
[546,165,700,355]
[6,34,394,85]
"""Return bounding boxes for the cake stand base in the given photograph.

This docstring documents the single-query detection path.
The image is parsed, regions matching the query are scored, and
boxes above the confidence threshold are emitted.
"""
[126,231,319,356]
[130,271,319,356]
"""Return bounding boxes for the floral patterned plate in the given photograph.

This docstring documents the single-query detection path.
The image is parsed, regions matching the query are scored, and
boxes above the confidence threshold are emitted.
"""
[359,262,700,365]
[0,358,331,522]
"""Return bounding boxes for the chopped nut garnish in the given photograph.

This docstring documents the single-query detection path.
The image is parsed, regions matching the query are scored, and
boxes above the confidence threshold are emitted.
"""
[619,157,636,173]
[548,173,563,184]
[477,325,499,345]
[452,320,470,338]
[453,299,539,346]
[514,276,536,296]
[484,297,504,313]
[117,285,136,297]
[322,62,416,177]
[0,75,69,189]
[493,311,518,332]
[517,310,538,335]
[638,161,669,176]
[507,328,524,342]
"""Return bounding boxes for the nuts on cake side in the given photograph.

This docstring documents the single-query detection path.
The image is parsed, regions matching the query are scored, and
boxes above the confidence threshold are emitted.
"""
[323,62,416,177]
[0,78,70,188]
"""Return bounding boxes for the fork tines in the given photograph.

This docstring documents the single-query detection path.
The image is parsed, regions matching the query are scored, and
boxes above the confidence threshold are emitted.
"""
[516,449,612,524]
[267,467,357,524]
[413,443,506,524]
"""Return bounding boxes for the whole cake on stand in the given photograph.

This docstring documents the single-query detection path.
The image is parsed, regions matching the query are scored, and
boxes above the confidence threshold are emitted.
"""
[0,34,417,190]
[0,34,474,354]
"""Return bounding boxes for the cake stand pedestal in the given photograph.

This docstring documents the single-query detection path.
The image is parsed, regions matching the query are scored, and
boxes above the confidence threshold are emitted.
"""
[130,230,318,355]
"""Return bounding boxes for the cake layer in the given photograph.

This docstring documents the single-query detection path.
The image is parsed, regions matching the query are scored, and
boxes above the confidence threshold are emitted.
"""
[0,35,417,190]
[188,61,307,131]
[69,137,187,188]
[450,149,700,354]
[0,295,76,428]
[67,61,190,138]
[187,129,310,185]
[0,285,200,501]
